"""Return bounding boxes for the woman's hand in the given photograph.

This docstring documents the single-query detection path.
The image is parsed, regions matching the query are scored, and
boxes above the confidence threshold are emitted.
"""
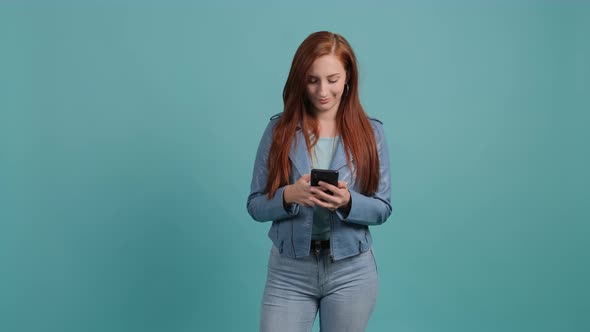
[309,181,351,211]
[283,174,316,207]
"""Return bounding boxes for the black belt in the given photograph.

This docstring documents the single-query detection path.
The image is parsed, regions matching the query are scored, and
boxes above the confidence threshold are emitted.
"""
[310,240,330,253]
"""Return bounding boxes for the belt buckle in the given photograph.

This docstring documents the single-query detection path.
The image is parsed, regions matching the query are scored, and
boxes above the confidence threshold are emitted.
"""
[314,240,322,255]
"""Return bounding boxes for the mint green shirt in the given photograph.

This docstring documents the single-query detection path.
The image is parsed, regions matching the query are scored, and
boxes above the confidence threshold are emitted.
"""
[311,136,339,240]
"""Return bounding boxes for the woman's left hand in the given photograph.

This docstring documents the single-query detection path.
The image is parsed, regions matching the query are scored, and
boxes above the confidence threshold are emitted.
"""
[309,181,351,211]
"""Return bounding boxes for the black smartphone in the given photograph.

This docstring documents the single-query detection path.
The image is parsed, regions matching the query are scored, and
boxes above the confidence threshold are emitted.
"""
[310,169,339,195]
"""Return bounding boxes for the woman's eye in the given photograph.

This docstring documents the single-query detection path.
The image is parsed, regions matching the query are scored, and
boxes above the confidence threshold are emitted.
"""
[307,79,337,84]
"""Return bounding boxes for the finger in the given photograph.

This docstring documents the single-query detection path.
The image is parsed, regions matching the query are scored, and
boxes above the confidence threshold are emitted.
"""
[319,188,341,201]
[318,181,339,193]
[317,183,344,198]
[310,187,324,195]
[337,181,348,189]
[302,199,315,207]
[311,190,338,206]
[315,197,337,211]
[310,196,331,209]
[313,187,347,207]
[301,174,311,183]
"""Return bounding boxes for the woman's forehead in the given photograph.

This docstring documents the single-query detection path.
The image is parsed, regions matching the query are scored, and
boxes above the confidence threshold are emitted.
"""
[308,55,345,76]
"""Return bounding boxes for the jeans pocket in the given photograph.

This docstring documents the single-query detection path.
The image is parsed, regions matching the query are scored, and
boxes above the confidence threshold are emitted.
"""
[369,248,378,274]
[270,244,281,256]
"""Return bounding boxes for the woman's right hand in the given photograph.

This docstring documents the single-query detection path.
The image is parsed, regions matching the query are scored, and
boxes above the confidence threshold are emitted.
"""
[283,174,316,207]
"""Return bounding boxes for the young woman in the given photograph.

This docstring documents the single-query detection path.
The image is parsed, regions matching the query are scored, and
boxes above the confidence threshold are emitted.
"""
[247,31,392,332]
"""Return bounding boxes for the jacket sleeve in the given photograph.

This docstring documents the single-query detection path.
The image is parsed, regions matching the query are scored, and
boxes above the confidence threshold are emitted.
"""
[335,121,393,226]
[246,120,300,222]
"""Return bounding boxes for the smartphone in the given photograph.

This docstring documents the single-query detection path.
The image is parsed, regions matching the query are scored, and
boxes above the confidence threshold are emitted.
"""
[310,169,339,195]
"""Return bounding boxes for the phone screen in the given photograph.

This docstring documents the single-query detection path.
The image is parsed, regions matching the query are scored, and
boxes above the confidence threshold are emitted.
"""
[311,169,339,195]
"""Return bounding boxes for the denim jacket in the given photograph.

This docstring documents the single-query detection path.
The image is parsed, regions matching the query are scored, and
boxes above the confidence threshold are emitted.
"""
[247,113,392,261]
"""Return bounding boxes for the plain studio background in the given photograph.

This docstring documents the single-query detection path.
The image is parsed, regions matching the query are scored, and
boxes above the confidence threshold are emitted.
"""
[1,1,588,331]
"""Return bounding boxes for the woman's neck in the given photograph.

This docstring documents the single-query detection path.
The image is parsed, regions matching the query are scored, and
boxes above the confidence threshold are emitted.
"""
[313,107,339,138]
[317,118,338,138]
[313,105,338,122]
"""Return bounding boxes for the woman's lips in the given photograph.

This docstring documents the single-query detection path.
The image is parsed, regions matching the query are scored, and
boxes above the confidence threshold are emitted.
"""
[319,98,330,104]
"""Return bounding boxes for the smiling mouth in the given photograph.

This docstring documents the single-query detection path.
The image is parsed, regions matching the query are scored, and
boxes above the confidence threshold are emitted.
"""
[319,98,330,104]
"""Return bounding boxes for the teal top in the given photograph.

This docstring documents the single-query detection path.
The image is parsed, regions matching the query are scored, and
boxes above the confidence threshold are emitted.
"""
[311,136,339,240]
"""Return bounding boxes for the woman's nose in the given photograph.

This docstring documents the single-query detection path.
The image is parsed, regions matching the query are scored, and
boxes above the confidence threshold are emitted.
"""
[319,82,328,96]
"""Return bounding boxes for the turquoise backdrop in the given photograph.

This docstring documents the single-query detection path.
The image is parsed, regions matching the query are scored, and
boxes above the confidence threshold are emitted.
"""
[1,1,589,331]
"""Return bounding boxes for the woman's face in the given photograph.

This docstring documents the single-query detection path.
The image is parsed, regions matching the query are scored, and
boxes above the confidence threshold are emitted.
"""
[305,54,347,115]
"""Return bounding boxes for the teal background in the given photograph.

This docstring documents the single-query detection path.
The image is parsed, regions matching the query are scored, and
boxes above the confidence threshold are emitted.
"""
[1,1,589,331]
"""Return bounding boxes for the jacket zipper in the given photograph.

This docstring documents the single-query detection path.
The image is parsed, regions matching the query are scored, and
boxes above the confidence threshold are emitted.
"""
[329,212,334,262]
[291,218,296,257]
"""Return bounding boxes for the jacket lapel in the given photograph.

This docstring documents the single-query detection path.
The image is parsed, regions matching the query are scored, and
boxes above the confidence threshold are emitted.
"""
[329,137,350,170]
[288,129,311,175]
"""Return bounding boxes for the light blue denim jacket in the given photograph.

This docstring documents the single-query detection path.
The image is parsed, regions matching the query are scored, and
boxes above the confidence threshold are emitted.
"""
[247,113,392,261]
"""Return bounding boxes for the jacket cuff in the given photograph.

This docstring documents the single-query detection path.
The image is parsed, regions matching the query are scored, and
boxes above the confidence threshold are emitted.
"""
[336,189,359,221]
[275,186,300,217]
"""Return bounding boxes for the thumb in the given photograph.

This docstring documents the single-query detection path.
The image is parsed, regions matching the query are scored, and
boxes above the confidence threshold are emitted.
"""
[301,174,311,182]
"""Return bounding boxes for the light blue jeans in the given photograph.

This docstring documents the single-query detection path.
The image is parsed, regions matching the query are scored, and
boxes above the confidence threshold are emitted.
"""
[260,245,379,332]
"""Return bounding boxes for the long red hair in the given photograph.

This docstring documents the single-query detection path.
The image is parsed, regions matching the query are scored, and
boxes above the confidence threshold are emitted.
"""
[265,31,379,198]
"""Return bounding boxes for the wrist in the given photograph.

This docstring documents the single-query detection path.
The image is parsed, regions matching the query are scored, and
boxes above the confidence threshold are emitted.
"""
[339,190,352,213]
[283,185,293,205]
